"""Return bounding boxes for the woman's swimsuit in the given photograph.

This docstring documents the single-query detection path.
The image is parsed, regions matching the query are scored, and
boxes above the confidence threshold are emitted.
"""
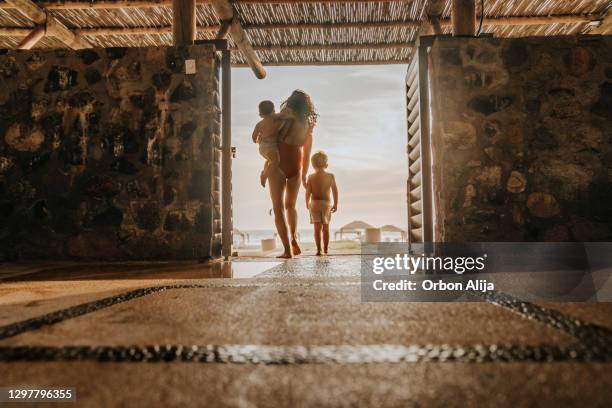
[278,140,302,180]
[277,118,306,180]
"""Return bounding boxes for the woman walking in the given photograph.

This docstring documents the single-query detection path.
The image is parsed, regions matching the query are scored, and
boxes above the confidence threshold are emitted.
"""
[267,90,317,258]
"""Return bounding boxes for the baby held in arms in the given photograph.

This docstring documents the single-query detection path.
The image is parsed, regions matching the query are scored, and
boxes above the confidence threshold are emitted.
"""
[305,151,339,256]
[252,100,285,187]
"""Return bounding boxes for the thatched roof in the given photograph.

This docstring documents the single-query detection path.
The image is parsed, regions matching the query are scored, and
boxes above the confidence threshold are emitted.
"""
[0,1,610,66]
[380,224,405,233]
[338,220,375,231]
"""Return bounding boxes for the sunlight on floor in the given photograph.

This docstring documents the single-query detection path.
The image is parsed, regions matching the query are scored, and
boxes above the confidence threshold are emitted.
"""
[229,261,283,278]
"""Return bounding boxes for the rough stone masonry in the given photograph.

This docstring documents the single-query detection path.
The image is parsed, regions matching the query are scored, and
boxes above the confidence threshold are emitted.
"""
[0,45,222,260]
[428,35,612,242]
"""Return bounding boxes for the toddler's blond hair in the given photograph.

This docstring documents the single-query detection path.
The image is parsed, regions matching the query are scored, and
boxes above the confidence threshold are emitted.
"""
[311,151,328,170]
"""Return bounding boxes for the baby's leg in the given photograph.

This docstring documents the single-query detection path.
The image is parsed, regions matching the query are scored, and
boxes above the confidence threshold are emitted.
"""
[322,224,330,254]
[261,150,279,173]
[259,147,279,187]
[267,149,280,168]
[314,223,322,255]
[260,160,270,187]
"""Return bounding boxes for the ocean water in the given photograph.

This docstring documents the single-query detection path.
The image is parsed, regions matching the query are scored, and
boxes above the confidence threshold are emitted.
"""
[234,229,405,246]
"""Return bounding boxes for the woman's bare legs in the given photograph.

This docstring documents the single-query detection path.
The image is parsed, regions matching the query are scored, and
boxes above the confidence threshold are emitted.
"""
[268,167,291,258]
[322,224,330,254]
[314,223,322,255]
[284,175,301,255]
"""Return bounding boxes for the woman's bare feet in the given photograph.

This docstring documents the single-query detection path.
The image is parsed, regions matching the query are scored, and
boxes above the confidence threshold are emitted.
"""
[277,251,292,259]
[291,239,301,256]
[316,251,322,256]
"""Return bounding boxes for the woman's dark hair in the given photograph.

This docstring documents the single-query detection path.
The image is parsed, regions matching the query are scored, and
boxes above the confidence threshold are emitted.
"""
[281,90,318,125]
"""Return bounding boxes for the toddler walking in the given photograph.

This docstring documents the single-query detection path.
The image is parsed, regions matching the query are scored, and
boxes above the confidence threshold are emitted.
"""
[305,151,338,256]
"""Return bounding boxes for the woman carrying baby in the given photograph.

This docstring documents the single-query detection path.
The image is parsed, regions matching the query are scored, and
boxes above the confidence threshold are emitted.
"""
[267,90,318,258]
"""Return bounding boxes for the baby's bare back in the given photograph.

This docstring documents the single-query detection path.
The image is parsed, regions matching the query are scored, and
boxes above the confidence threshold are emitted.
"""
[309,172,334,200]
[257,117,282,144]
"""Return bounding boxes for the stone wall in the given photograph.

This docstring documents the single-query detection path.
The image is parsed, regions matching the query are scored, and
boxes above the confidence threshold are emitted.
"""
[0,45,222,260]
[428,35,612,241]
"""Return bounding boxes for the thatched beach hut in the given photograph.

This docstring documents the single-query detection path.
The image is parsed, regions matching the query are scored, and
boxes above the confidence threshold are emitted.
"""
[335,220,374,241]
[380,224,407,241]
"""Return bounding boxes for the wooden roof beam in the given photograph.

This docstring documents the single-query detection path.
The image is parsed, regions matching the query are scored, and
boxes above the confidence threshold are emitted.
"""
[244,20,420,30]
[0,27,33,36]
[247,42,414,52]
[0,14,604,38]
[243,14,602,31]
[0,0,415,9]
[211,0,266,79]
[232,59,410,67]
[16,24,45,49]
[4,0,91,49]
[462,14,602,27]
[418,0,446,37]
[588,7,611,34]
[452,0,476,36]
[72,26,176,36]
[172,0,196,45]
[216,20,231,39]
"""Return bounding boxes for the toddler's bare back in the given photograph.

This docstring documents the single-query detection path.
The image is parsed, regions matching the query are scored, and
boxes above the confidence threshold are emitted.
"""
[309,172,334,201]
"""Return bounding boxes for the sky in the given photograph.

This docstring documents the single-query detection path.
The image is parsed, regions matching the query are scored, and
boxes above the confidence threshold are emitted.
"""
[231,65,408,231]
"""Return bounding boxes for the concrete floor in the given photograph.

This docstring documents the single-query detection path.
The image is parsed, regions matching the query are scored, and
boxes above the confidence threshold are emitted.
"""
[0,257,610,407]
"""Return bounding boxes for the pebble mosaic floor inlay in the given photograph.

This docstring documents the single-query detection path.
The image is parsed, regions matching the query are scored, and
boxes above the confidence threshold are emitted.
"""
[0,257,610,364]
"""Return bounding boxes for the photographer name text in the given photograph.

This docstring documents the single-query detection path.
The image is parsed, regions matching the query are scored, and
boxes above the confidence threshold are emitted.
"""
[371,279,494,292]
